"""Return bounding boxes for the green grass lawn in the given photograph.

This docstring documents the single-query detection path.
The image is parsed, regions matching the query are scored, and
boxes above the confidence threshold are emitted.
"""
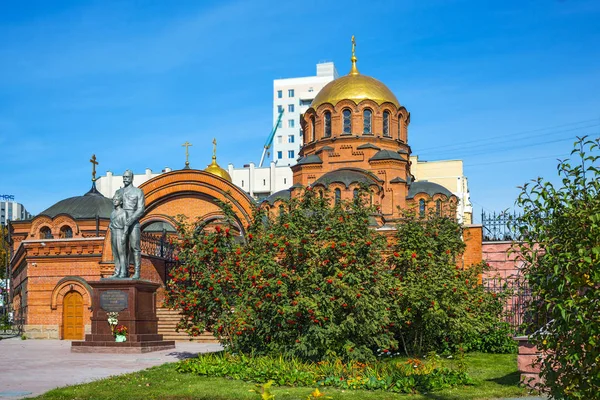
[29,353,531,400]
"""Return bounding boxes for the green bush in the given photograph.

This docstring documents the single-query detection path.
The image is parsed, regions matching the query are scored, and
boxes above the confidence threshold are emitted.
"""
[464,321,518,354]
[515,136,600,398]
[165,189,397,362]
[165,189,512,362]
[387,210,511,355]
[176,352,472,394]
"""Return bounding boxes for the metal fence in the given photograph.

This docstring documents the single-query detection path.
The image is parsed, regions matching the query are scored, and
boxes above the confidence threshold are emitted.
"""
[140,232,177,261]
[481,211,521,241]
[482,276,547,334]
[0,313,23,338]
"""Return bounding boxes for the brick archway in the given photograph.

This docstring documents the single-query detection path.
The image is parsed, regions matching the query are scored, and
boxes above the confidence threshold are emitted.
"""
[139,169,256,230]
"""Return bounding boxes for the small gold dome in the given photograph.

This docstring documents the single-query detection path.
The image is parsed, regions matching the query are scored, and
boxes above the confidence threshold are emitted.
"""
[311,38,399,109]
[204,138,232,182]
[205,158,232,182]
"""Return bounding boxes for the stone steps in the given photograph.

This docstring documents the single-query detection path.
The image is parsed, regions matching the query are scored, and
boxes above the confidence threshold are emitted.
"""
[156,308,217,343]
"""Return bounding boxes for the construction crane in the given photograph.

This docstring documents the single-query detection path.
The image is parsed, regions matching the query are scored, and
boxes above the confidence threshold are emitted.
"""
[259,108,285,167]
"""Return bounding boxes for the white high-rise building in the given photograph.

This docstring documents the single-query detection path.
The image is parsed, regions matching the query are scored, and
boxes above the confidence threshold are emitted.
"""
[0,196,32,225]
[272,62,338,166]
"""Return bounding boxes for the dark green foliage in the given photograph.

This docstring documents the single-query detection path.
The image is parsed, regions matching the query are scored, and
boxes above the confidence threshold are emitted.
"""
[464,322,518,354]
[176,352,472,394]
[388,210,512,355]
[515,136,600,399]
[166,190,397,362]
[165,189,513,363]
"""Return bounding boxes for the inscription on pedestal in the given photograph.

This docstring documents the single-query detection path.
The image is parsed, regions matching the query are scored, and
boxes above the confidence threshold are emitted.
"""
[100,290,128,312]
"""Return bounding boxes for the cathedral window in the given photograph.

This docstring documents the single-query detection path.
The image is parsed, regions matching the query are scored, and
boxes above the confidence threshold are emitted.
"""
[324,111,332,138]
[436,199,442,216]
[311,117,316,142]
[398,117,402,140]
[40,226,52,240]
[353,189,359,199]
[342,109,352,134]
[383,111,390,137]
[334,188,341,205]
[59,225,73,239]
[363,109,372,134]
[419,199,426,218]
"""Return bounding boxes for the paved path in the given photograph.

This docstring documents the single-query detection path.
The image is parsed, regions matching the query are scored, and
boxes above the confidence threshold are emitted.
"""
[0,338,222,399]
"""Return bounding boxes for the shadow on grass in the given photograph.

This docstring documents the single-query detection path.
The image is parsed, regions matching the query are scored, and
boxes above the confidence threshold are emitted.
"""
[489,371,521,386]
[165,351,199,360]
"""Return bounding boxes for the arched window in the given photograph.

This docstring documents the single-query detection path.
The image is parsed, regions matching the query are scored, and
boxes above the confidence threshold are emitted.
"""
[419,199,426,218]
[398,116,403,140]
[342,109,352,134]
[436,200,442,216]
[60,225,73,238]
[310,117,316,142]
[363,109,372,134]
[383,111,390,137]
[40,226,52,239]
[319,190,324,198]
[353,189,359,201]
[334,188,341,205]
[324,111,331,138]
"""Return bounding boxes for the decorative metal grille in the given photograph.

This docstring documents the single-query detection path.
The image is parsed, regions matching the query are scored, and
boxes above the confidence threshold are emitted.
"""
[140,232,177,261]
[481,211,521,241]
[482,276,547,334]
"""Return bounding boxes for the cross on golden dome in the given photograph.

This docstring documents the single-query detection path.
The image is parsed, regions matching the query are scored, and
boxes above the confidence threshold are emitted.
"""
[204,138,232,182]
[309,36,400,109]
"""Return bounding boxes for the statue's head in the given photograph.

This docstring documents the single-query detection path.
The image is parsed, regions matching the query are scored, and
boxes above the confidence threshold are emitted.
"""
[123,170,133,186]
[112,191,123,207]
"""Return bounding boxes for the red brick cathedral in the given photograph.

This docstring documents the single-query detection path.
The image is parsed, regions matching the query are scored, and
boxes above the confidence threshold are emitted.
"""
[8,45,476,340]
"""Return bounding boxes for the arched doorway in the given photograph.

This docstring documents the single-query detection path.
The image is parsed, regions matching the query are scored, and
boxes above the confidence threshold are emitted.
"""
[63,291,84,340]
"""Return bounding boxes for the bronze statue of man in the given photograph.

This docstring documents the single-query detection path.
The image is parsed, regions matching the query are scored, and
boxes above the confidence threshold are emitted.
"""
[115,170,145,279]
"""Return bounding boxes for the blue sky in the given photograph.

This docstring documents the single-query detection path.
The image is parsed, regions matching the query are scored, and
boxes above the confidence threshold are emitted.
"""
[1,0,599,219]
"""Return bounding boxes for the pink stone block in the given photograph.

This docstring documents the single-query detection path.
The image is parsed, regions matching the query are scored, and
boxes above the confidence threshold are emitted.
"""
[518,354,540,373]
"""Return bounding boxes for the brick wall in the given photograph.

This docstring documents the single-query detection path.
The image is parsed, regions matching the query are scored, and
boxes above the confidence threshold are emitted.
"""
[482,241,523,279]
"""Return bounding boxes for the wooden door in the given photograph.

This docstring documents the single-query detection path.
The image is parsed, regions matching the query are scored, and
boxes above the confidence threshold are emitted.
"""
[63,291,84,340]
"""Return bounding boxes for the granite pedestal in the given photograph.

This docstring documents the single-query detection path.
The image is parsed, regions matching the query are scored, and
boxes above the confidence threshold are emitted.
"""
[71,279,175,353]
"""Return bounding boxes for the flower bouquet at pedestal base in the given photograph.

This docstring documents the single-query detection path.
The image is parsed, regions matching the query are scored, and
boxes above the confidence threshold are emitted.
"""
[114,324,128,342]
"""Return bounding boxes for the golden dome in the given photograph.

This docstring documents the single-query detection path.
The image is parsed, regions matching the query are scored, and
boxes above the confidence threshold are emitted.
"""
[204,139,232,182]
[311,38,399,109]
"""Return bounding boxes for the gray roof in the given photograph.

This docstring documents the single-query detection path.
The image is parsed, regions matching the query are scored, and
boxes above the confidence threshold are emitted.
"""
[296,154,323,165]
[369,149,406,162]
[316,146,334,154]
[262,189,291,204]
[407,181,453,199]
[357,143,381,150]
[40,185,113,219]
[142,221,177,233]
[390,176,407,184]
[313,168,382,189]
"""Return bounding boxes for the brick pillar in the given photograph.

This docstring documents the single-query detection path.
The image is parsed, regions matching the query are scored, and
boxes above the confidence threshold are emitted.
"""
[462,224,482,267]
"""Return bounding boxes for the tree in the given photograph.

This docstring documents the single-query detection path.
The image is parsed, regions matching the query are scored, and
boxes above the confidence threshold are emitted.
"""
[165,189,397,362]
[516,136,600,398]
[387,209,512,355]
